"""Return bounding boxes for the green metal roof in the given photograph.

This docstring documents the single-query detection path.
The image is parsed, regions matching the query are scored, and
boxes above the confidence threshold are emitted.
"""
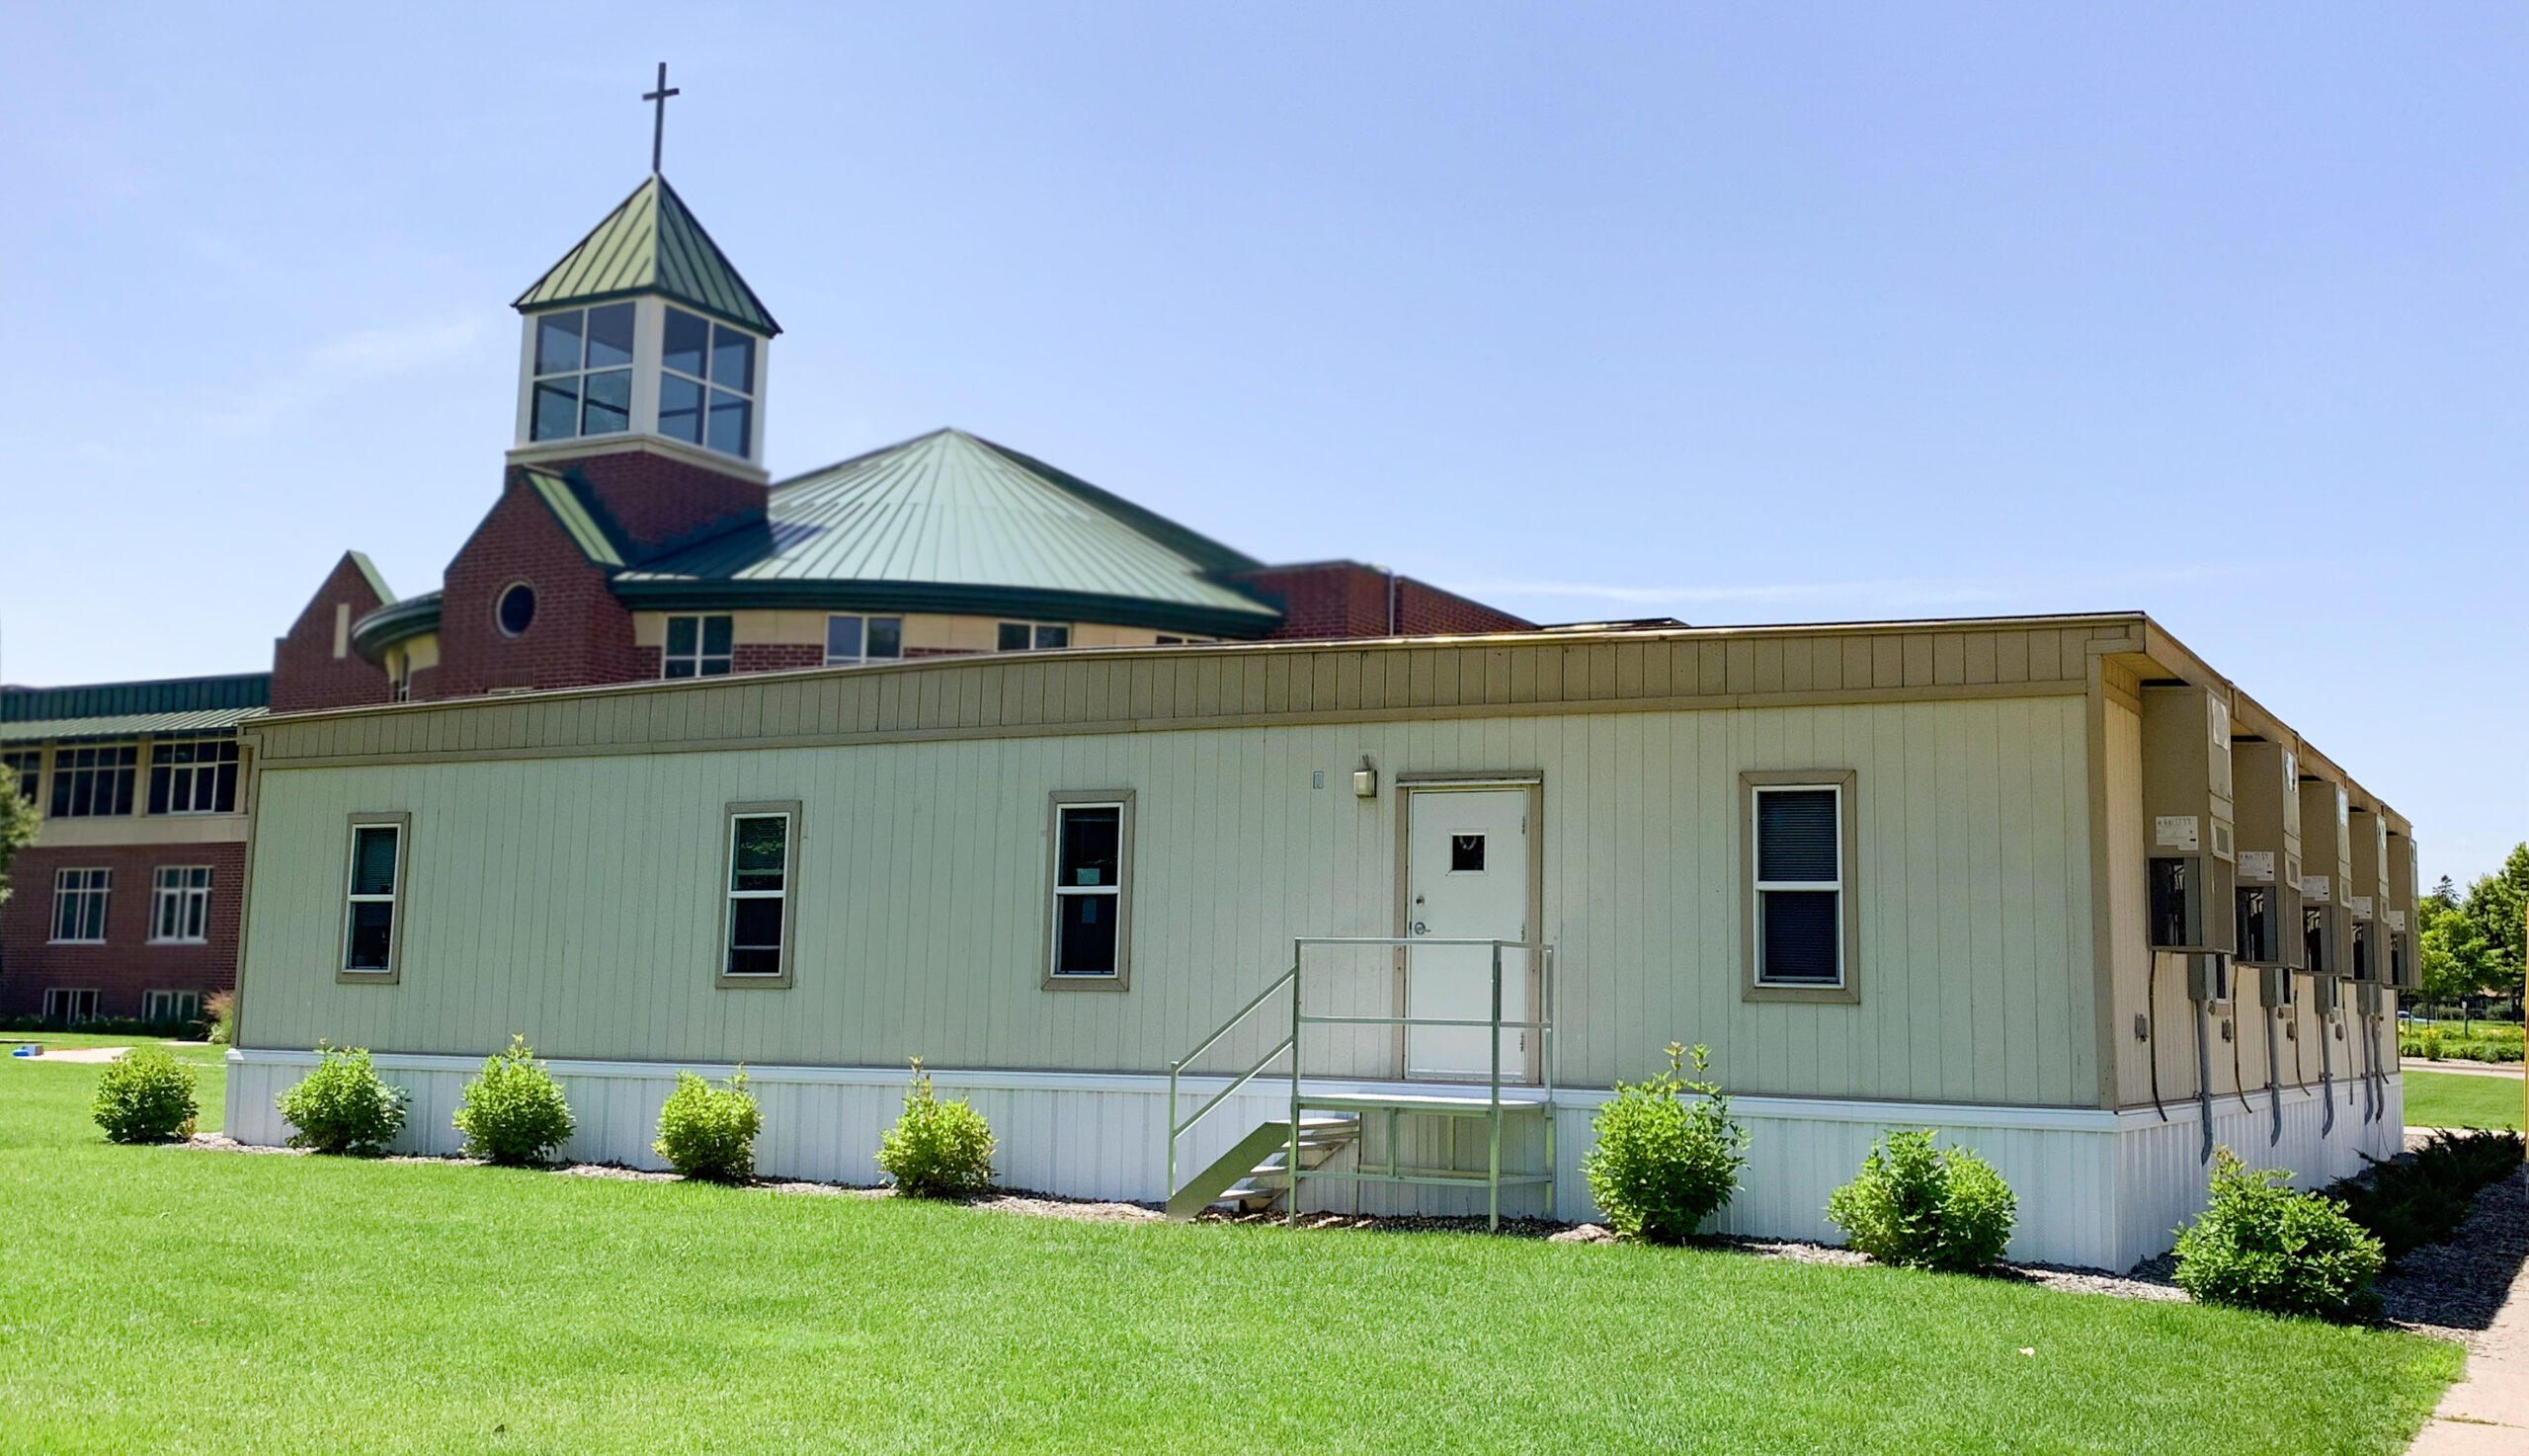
[610,430,1282,636]
[525,469,628,567]
[2,673,269,724]
[2,707,266,745]
[351,593,441,662]
[514,175,779,336]
[2,674,271,744]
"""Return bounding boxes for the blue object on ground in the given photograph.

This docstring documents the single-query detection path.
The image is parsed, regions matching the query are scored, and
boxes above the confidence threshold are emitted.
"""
[9,1044,40,1057]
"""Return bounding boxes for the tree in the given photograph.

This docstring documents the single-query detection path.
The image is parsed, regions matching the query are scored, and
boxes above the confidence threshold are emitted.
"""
[2455,844,2529,1001]
[0,775,37,912]
[2418,847,2529,1005]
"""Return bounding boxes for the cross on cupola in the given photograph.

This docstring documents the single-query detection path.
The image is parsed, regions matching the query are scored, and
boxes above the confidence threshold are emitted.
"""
[644,62,681,175]
[507,67,781,487]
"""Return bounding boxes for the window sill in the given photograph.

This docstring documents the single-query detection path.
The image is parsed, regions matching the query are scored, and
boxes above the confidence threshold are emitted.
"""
[1744,982,1859,1005]
[147,939,209,947]
[1043,974,1128,993]
[45,939,106,947]
[335,968,401,986]
[714,974,792,990]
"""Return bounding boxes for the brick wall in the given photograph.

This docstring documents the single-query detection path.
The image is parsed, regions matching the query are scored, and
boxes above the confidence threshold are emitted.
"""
[0,842,246,1019]
[270,553,393,713]
[732,644,822,674]
[539,446,767,561]
[426,469,652,699]
[1231,561,1531,641]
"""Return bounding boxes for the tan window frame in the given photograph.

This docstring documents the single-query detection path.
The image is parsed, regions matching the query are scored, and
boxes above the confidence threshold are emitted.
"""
[339,812,411,984]
[1742,768,1861,1005]
[717,800,802,989]
[1044,789,1134,991]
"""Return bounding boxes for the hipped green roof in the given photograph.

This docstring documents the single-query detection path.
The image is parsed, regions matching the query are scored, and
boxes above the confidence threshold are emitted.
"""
[514,175,779,336]
[612,430,1281,635]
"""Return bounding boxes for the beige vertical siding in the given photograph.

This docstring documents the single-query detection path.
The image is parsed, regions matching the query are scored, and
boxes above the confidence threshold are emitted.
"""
[243,691,2097,1105]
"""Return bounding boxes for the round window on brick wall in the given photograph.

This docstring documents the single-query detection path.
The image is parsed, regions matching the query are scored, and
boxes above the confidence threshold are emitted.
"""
[496,583,537,637]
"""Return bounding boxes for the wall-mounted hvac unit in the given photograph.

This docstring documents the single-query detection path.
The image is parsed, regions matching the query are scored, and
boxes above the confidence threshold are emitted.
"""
[2143,684,2237,958]
[2297,776,2353,980]
[2346,807,2389,984]
[2385,828,2420,992]
[2231,741,2303,987]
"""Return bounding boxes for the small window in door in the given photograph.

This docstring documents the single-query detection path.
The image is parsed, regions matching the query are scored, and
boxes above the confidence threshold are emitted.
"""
[1449,834,1487,873]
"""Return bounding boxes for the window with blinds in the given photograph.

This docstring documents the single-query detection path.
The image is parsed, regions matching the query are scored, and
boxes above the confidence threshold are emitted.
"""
[1754,785,1842,986]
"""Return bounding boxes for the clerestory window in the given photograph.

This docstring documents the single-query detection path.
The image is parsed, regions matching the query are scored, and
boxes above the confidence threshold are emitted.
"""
[529,303,637,443]
[663,614,734,678]
[659,307,757,458]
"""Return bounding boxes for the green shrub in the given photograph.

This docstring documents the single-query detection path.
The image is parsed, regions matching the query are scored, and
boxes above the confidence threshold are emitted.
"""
[1827,1128,2019,1272]
[876,1057,997,1198]
[1581,1042,1750,1243]
[275,1045,409,1156]
[2174,1147,2385,1322]
[2327,1129,2527,1261]
[653,1068,760,1181]
[91,1046,200,1143]
[452,1035,577,1166]
[204,991,235,1046]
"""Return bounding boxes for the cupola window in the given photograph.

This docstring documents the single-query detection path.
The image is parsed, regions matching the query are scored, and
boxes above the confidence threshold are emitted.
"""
[659,306,756,457]
[530,303,636,442]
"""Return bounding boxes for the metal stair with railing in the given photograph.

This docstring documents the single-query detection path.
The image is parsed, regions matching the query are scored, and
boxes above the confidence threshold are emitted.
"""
[1163,936,1558,1230]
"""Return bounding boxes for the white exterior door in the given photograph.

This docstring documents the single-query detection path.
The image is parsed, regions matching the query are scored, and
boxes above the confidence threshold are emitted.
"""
[1404,786,1532,1081]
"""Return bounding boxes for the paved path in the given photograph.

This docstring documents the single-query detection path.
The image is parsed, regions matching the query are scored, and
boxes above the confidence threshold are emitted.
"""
[2404,1061,2524,1080]
[2409,1190,2529,1454]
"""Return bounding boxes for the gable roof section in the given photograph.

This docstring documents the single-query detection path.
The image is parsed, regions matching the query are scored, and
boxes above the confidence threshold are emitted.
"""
[514,175,779,336]
[611,430,1283,636]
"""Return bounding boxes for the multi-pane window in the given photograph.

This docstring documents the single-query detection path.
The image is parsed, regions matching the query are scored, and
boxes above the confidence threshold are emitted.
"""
[3,749,39,802]
[663,614,735,678]
[723,809,794,980]
[659,306,757,457]
[149,739,239,815]
[1048,797,1131,981]
[142,990,203,1025]
[50,868,111,943]
[1754,785,1842,986]
[343,822,403,973]
[529,302,637,442]
[998,621,1072,652]
[150,866,213,943]
[42,989,99,1026]
[823,614,905,667]
[49,744,136,818]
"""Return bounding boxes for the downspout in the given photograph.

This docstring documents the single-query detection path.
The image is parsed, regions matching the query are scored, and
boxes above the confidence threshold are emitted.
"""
[2319,1003,2336,1138]
[2264,1000,2284,1147]
[2194,996,2216,1166]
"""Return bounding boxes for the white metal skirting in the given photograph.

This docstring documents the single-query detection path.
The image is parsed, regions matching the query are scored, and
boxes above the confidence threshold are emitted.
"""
[222,1049,2403,1270]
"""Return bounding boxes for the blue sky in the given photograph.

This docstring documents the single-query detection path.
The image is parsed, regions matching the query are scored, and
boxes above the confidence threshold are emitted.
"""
[3,5,2520,885]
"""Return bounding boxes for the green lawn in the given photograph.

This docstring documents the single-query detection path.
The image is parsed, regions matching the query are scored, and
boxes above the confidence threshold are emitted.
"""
[0,1054,2462,1454]
[2405,1068,2525,1130]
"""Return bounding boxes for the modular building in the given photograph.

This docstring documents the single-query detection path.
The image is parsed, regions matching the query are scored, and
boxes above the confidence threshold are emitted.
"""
[222,611,2410,1269]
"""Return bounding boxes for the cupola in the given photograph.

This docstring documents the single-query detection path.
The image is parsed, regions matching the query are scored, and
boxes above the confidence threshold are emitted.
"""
[509,174,781,483]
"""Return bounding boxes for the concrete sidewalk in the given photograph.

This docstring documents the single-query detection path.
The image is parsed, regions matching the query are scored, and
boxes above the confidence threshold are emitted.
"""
[2408,1186,2529,1453]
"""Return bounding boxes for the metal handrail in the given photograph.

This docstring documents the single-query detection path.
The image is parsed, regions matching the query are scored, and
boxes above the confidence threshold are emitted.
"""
[1166,964,1299,1202]
[1173,964,1296,1072]
[1162,934,1559,1232]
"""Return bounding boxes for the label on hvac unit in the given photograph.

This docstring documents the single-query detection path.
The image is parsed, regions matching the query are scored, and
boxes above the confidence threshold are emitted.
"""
[2346,896,2373,920]
[2301,876,2331,904]
[2237,850,2275,883]
[2154,815,2200,850]
[2388,910,2406,931]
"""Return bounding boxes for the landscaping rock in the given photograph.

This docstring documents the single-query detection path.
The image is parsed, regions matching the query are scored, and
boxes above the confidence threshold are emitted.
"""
[1549,1223,1616,1244]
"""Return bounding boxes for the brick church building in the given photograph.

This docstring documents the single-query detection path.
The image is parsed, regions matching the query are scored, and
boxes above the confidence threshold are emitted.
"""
[3,165,1528,1024]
